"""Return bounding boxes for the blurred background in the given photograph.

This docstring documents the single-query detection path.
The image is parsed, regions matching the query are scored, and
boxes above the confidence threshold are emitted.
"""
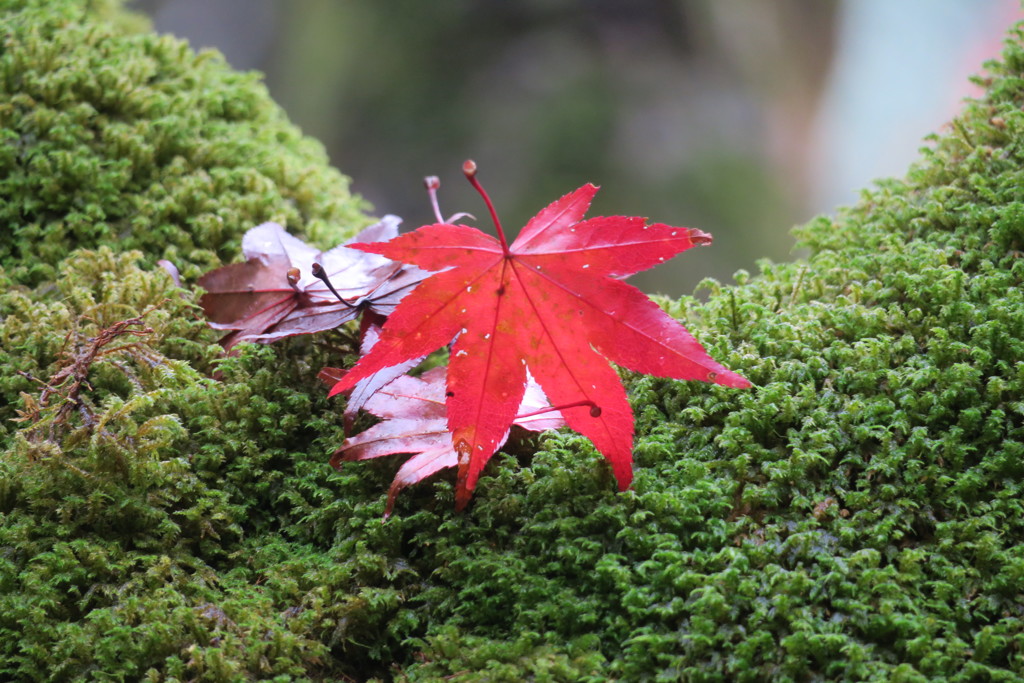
[127,0,1019,297]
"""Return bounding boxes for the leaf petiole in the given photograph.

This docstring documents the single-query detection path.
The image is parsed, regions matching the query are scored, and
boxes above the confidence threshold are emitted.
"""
[516,399,602,420]
[311,262,358,309]
[462,160,510,254]
[424,176,444,223]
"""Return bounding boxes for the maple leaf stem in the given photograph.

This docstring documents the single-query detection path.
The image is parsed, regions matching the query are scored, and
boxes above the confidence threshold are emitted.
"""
[517,399,602,420]
[424,176,445,224]
[310,262,358,309]
[462,159,510,254]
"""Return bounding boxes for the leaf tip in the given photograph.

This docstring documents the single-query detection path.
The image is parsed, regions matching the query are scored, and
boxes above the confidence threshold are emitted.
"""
[690,228,713,246]
[326,380,349,398]
[709,369,752,389]
[454,438,473,511]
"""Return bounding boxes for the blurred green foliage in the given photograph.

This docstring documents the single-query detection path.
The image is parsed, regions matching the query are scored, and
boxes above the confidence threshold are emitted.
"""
[257,0,827,298]
[2,1,1024,680]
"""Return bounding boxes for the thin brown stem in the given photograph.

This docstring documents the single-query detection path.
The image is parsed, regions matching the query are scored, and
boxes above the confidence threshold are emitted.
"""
[424,175,444,223]
[311,262,357,309]
[517,399,601,420]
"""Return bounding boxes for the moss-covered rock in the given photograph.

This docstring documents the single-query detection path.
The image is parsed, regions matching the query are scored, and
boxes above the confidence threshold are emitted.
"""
[0,0,368,288]
[2,1,1024,681]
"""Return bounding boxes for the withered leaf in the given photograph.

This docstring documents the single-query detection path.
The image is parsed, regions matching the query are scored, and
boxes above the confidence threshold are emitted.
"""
[333,366,565,517]
[198,218,427,348]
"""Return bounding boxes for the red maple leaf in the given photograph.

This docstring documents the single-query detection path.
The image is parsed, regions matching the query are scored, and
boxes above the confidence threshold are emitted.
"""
[329,161,750,509]
[333,366,565,517]
[198,218,425,347]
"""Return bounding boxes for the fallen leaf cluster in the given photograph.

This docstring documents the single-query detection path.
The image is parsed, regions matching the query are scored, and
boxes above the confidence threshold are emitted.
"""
[197,164,749,512]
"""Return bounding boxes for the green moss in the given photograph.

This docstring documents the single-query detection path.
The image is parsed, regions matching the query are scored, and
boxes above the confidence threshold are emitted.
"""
[0,0,368,287]
[3,1,1024,680]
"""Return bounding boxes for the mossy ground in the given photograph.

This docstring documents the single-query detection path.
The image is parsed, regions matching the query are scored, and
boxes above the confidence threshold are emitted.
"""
[2,1,1023,681]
